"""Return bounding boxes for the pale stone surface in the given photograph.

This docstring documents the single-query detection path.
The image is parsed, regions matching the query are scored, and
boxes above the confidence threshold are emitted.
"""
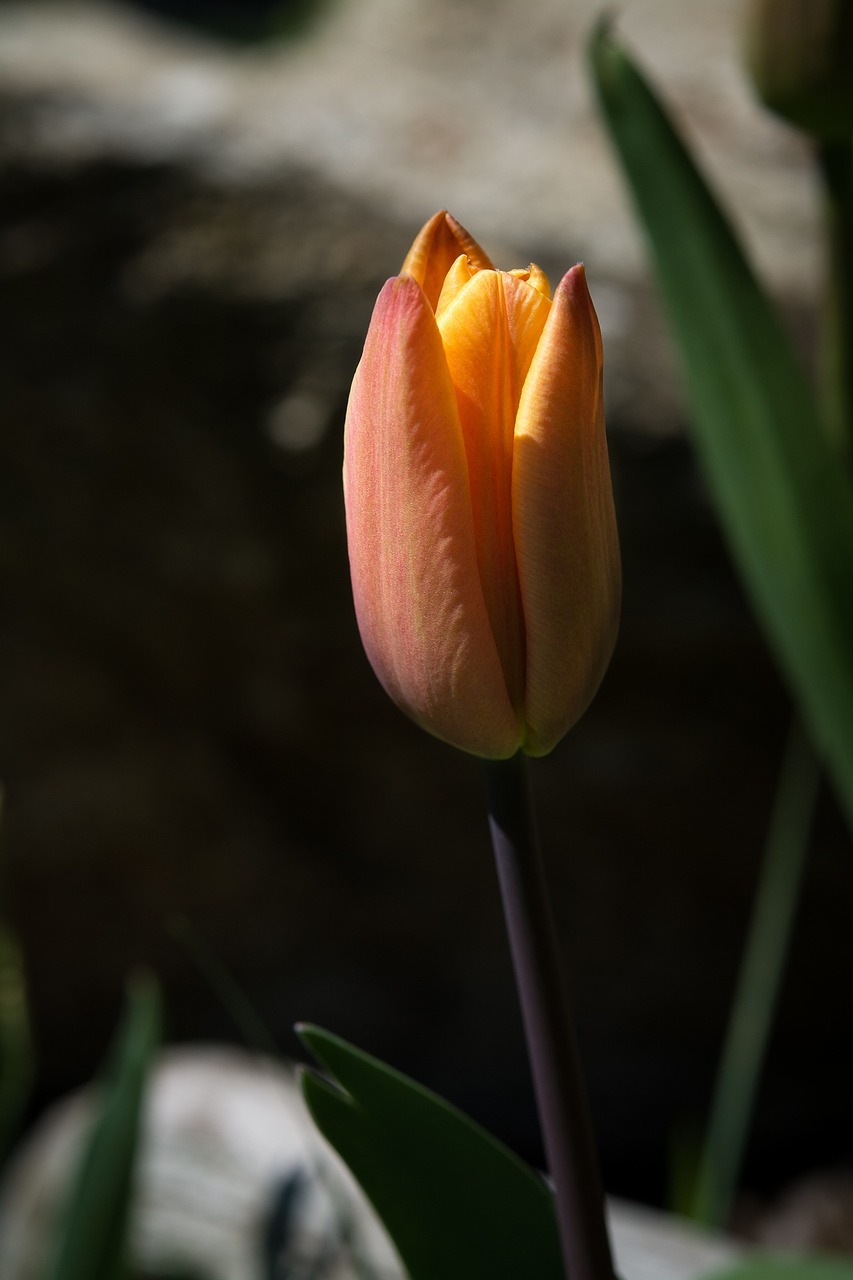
[0,1049,403,1280]
[611,1199,740,1280]
[0,0,820,441]
[0,0,819,292]
[0,1047,739,1280]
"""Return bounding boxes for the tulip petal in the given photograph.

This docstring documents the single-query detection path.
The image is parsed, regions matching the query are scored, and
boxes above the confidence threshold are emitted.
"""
[509,263,551,300]
[513,266,621,755]
[438,270,550,710]
[434,254,478,323]
[344,275,521,757]
[401,211,494,312]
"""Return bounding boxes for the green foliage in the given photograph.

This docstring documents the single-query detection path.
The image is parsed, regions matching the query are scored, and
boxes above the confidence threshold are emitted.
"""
[0,922,33,1164]
[0,793,33,1164]
[687,721,820,1226]
[45,977,161,1280]
[298,1024,565,1280]
[589,22,853,835]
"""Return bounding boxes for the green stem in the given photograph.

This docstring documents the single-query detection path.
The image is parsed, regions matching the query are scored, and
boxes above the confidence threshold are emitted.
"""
[816,138,853,460]
[484,755,615,1280]
[690,720,820,1227]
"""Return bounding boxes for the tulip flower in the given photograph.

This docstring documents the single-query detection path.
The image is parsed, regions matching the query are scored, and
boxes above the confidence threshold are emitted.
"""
[344,211,620,758]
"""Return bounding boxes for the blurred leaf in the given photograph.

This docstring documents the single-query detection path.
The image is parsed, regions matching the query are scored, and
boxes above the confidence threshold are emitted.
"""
[133,1270,213,1280]
[0,792,33,1162]
[46,977,161,1280]
[298,1024,564,1280]
[703,1259,853,1280]
[0,924,33,1163]
[168,914,278,1057]
[589,24,853,834]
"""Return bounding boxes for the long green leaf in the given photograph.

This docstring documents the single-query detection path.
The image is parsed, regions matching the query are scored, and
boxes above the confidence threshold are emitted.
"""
[0,793,33,1163]
[0,924,33,1164]
[46,977,161,1280]
[589,24,853,833]
[298,1024,564,1280]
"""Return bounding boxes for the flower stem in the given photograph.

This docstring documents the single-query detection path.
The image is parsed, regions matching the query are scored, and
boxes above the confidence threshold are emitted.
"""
[484,755,614,1280]
[689,718,820,1227]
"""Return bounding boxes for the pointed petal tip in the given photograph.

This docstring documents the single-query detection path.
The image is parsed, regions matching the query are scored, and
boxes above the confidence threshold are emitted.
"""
[557,261,592,299]
[366,272,431,333]
[550,262,603,366]
[400,211,495,310]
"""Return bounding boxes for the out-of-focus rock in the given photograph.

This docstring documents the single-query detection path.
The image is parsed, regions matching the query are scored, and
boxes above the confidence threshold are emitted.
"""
[0,0,819,292]
[0,0,821,439]
[739,1170,853,1251]
[0,1046,740,1280]
[0,1048,404,1280]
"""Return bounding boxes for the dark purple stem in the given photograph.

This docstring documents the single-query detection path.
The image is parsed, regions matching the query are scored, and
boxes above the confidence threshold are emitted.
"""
[484,754,614,1280]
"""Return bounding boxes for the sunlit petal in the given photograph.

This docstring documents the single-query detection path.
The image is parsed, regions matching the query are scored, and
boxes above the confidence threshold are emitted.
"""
[512,265,621,754]
[437,270,545,710]
[344,275,521,757]
[401,211,494,312]
[509,262,551,300]
[435,254,478,323]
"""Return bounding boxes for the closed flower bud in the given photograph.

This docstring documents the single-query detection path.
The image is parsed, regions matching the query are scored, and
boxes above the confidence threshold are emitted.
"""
[343,212,620,758]
[744,0,853,139]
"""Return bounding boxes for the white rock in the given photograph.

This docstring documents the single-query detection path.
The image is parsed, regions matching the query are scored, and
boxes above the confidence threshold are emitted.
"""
[0,0,819,293]
[0,1045,739,1280]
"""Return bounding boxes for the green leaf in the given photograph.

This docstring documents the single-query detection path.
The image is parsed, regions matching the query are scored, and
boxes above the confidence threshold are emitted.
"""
[0,923,33,1164]
[589,23,853,834]
[298,1024,564,1280]
[0,793,33,1163]
[703,1259,853,1280]
[46,976,161,1280]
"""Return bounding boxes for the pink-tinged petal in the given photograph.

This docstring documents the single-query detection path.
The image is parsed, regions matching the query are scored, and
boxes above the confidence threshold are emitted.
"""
[401,211,494,312]
[437,270,549,710]
[512,265,621,755]
[344,274,521,757]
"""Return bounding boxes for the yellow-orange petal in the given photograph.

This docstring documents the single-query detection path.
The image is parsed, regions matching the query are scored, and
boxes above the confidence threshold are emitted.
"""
[437,269,550,711]
[401,211,494,312]
[512,265,621,755]
[434,253,478,323]
[508,262,551,300]
[344,274,521,757]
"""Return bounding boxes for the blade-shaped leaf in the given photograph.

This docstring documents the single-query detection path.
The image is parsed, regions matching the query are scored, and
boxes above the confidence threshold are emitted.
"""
[298,1024,564,1280]
[0,924,32,1165]
[0,794,33,1164]
[589,24,853,833]
[46,976,161,1280]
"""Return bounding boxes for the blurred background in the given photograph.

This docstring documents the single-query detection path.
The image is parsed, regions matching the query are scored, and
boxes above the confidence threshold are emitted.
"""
[0,0,851,1230]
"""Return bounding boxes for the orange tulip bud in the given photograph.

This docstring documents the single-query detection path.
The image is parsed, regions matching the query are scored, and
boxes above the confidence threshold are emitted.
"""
[344,211,620,758]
